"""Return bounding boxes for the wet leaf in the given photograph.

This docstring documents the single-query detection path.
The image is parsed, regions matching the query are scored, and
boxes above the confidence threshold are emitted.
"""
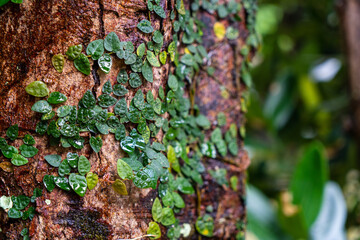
[81,90,96,109]
[141,60,153,83]
[66,44,83,60]
[117,69,129,84]
[57,105,72,117]
[117,159,134,180]
[19,145,38,158]
[147,222,161,239]
[58,159,71,176]
[69,173,87,197]
[11,154,28,166]
[41,110,55,120]
[114,98,128,117]
[86,39,104,60]
[196,214,214,237]
[67,152,79,168]
[98,94,117,108]
[44,154,62,167]
[120,136,136,153]
[54,176,71,191]
[43,175,55,192]
[47,92,67,105]
[12,195,30,210]
[89,136,102,153]
[98,53,112,74]
[161,208,176,226]
[25,81,49,97]
[60,123,79,137]
[31,100,52,114]
[74,53,91,75]
[129,72,142,88]
[104,32,121,52]
[137,19,154,33]
[78,155,91,175]
[201,142,217,158]
[22,134,35,146]
[6,124,18,141]
[147,51,160,67]
[86,172,98,190]
[2,145,18,159]
[112,179,128,195]
[133,167,157,189]
[52,54,65,73]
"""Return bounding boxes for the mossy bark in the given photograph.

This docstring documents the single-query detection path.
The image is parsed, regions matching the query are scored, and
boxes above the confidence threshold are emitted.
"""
[0,0,251,239]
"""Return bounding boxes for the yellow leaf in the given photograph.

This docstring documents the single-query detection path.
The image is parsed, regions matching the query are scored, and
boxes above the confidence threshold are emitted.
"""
[112,179,128,195]
[214,22,226,40]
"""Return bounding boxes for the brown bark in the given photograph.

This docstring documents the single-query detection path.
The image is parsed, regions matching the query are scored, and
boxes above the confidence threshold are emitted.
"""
[0,0,250,239]
[338,0,360,142]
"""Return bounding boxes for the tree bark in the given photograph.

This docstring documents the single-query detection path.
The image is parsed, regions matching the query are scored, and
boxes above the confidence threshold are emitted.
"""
[0,0,250,239]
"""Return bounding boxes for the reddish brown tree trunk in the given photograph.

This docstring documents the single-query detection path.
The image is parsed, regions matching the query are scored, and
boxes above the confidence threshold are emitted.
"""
[0,0,250,239]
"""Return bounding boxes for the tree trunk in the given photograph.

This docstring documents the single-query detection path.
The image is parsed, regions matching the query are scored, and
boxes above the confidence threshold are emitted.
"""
[0,0,251,239]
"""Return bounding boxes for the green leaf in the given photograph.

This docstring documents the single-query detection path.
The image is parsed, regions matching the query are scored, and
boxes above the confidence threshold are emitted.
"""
[133,167,157,189]
[8,208,23,219]
[23,134,35,145]
[180,54,195,66]
[81,90,96,109]
[58,159,71,176]
[89,136,102,153]
[60,123,79,137]
[74,53,91,75]
[98,94,117,108]
[102,80,113,94]
[159,51,167,65]
[162,190,174,207]
[25,81,49,97]
[133,89,145,110]
[57,105,72,117]
[117,159,134,180]
[158,86,164,100]
[172,192,185,208]
[114,98,128,117]
[47,92,67,104]
[152,197,163,222]
[161,208,176,226]
[19,145,38,158]
[31,100,52,113]
[230,175,238,191]
[69,173,87,197]
[226,26,239,40]
[167,145,180,173]
[117,69,129,84]
[147,51,160,67]
[86,172,98,190]
[44,154,62,167]
[147,222,161,239]
[41,110,55,121]
[11,154,28,166]
[168,41,176,62]
[0,0,10,7]
[6,124,18,141]
[195,114,211,129]
[209,168,228,186]
[86,39,104,60]
[113,84,128,96]
[129,73,142,88]
[12,195,30,210]
[2,145,18,159]
[104,32,121,52]
[168,75,178,91]
[66,44,83,60]
[98,53,112,74]
[152,30,164,44]
[120,136,136,153]
[137,19,154,33]
[196,214,214,237]
[290,141,329,228]
[141,60,153,83]
[153,5,166,18]
[176,0,186,15]
[152,142,166,152]
[78,155,91,175]
[54,176,71,191]
[137,43,146,57]
[201,142,217,158]
[115,125,126,141]
[67,152,79,168]
[176,177,194,194]
[125,53,137,65]
[112,179,128,195]
[52,54,65,73]
[43,175,55,192]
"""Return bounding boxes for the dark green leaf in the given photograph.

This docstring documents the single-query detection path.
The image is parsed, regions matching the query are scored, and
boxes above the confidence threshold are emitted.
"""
[67,152,79,168]
[8,208,23,219]
[12,195,30,210]
[58,159,71,176]
[117,69,129,84]
[115,124,126,141]
[11,154,28,166]
[54,176,71,191]
[142,60,153,82]
[154,5,166,18]
[41,110,55,121]
[23,134,35,146]
[176,177,195,194]
[6,124,18,141]
[69,173,87,197]
[102,80,113,94]
[98,94,117,108]
[74,53,91,75]
[86,39,104,60]
[137,19,154,33]
[133,167,157,189]
[129,73,142,88]
[47,92,67,104]
[81,90,96,109]
[44,154,62,167]
[161,208,176,226]
[153,30,164,44]
[113,84,128,97]
[60,123,79,137]
[196,214,214,237]
[25,81,49,97]
[120,136,136,153]
[2,145,18,159]
[104,32,121,52]
[168,75,178,91]
[114,98,128,117]
[43,175,55,192]
[90,136,102,153]
[19,145,38,158]
[172,192,185,208]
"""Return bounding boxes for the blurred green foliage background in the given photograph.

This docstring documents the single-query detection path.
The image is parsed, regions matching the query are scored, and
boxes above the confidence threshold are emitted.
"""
[245,0,360,239]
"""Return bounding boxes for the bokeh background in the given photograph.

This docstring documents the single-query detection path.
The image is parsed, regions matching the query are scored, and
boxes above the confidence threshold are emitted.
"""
[246,0,360,239]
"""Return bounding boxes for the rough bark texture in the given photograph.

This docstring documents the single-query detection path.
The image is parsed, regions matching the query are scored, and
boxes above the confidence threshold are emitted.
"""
[0,0,250,239]
[338,0,360,143]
